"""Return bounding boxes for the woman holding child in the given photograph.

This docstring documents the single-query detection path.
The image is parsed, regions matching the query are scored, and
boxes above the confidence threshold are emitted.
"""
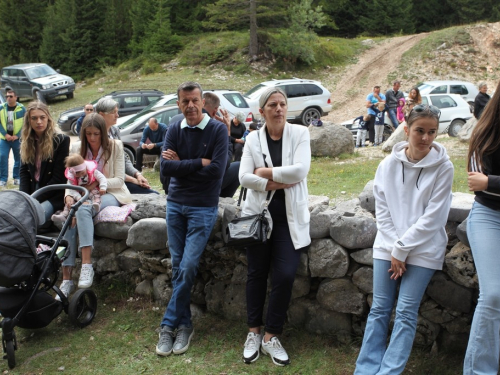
[58,113,131,297]
[354,104,453,374]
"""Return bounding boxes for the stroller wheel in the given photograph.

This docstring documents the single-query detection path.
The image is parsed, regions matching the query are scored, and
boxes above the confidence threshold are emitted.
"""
[68,289,97,328]
[4,340,15,369]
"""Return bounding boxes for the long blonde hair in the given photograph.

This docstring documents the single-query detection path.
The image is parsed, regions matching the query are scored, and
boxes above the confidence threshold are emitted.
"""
[20,101,61,164]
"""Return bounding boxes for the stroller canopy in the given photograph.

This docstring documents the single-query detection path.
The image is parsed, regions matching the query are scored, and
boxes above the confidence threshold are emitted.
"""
[0,190,45,287]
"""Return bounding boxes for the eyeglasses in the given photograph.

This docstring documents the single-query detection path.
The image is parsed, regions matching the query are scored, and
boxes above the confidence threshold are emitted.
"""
[6,95,14,98]
[410,104,441,119]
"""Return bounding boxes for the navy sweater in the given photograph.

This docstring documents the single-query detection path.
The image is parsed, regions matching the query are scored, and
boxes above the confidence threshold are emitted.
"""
[161,117,228,207]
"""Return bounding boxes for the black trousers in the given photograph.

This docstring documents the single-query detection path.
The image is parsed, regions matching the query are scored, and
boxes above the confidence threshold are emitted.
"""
[367,115,376,143]
[135,146,161,172]
[246,197,303,334]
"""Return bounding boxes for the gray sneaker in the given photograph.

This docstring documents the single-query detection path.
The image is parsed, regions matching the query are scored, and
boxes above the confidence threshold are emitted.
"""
[172,325,194,354]
[156,326,175,356]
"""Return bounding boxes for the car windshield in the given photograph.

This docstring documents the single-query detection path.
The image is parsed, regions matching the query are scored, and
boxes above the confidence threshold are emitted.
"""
[25,65,58,80]
[118,109,156,130]
[223,93,249,108]
[417,84,435,92]
[244,84,267,99]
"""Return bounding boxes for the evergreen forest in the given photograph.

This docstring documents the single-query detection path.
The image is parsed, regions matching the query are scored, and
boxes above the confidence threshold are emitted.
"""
[1,0,498,80]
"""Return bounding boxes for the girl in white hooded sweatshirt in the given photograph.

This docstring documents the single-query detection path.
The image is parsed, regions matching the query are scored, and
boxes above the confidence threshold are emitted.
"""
[355,105,454,375]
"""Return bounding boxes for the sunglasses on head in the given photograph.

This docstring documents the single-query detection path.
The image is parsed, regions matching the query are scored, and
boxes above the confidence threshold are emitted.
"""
[410,104,441,119]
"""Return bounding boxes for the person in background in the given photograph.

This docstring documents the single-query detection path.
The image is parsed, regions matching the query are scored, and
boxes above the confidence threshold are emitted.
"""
[385,80,404,129]
[230,111,247,162]
[95,97,158,195]
[464,80,500,374]
[135,117,168,172]
[396,98,406,124]
[156,82,227,357]
[242,122,258,141]
[353,114,371,148]
[0,90,26,186]
[354,104,453,375]
[404,87,422,119]
[76,103,94,134]
[366,86,386,145]
[240,87,311,366]
[473,82,490,120]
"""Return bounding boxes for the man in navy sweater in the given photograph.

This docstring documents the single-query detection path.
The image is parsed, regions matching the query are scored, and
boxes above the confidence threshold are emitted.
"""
[156,82,228,357]
[135,117,168,171]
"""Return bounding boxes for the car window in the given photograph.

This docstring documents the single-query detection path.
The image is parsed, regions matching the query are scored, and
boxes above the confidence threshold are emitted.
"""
[121,96,143,108]
[17,70,26,78]
[421,97,429,105]
[304,84,323,96]
[25,64,57,79]
[244,84,265,98]
[160,108,180,124]
[222,93,249,108]
[166,97,177,105]
[285,84,308,98]
[450,85,468,95]
[146,96,161,105]
[430,95,457,109]
[429,85,447,94]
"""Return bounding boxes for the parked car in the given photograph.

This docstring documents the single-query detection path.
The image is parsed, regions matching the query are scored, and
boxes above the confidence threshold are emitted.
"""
[244,78,332,125]
[57,89,164,135]
[342,93,473,142]
[1,63,75,103]
[117,90,254,126]
[417,80,478,111]
[117,105,182,164]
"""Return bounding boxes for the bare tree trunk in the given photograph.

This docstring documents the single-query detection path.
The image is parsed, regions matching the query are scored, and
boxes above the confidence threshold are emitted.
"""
[249,0,258,59]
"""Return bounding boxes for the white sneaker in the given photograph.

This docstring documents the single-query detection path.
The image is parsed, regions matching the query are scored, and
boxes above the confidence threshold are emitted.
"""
[55,280,74,301]
[78,264,94,288]
[243,332,262,364]
[261,336,290,366]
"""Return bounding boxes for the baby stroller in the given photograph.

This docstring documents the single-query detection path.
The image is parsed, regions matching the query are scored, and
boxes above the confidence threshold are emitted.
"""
[0,185,97,369]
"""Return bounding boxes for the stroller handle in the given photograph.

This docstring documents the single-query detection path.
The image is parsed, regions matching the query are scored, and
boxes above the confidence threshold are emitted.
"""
[32,184,90,210]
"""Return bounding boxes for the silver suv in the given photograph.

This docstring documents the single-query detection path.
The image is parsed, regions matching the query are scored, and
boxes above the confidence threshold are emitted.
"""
[244,78,332,125]
[1,63,75,103]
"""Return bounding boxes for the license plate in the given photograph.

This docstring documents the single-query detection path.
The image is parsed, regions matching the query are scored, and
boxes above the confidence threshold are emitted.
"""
[59,89,68,94]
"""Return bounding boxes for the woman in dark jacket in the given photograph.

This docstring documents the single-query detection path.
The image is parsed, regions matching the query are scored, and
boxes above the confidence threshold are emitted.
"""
[19,101,70,222]
[473,82,491,119]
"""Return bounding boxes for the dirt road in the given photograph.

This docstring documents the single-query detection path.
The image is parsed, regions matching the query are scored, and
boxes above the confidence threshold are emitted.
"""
[323,33,428,123]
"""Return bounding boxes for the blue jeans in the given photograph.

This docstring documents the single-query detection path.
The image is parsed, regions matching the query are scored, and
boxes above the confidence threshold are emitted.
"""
[0,138,20,182]
[464,202,500,375]
[62,194,120,267]
[160,201,218,329]
[355,259,435,375]
[388,108,399,129]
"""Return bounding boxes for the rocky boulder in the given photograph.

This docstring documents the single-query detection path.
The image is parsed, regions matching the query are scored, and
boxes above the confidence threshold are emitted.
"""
[308,239,349,278]
[309,122,354,157]
[444,242,477,289]
[448,192,475,222]
[457,117,476,143]
[330,215,377,250]
[381,122,406,152]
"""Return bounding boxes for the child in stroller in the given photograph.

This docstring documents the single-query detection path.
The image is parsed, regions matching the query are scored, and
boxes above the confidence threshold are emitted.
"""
[0,186,97,370]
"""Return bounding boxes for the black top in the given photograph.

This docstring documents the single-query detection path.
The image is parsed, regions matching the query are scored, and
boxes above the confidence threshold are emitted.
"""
[266,129,285,199]
[475,147,500,210]
[230,120,246,143]
[474,92,491,119]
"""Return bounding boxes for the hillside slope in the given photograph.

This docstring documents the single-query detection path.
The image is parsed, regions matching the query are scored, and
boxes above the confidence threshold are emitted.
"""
[322,21,500,123]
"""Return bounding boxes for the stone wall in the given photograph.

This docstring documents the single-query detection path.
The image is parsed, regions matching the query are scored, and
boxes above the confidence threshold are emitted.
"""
[83,184,477,352]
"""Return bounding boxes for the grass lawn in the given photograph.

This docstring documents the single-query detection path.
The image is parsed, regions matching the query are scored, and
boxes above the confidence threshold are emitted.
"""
[1,285,465,374]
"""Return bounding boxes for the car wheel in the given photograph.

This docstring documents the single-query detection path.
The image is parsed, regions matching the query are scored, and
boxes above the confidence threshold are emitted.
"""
[70,120,79,136]
[66,92,74,99]
[35,90,46,103]
[448,119,465,137]
[301,108,321,126]
[124,146,135,165]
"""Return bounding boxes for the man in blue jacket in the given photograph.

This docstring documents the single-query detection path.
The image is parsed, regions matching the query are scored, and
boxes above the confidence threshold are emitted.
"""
[156,82,227,357]
[0,90,26,186]
[134,117,168,171]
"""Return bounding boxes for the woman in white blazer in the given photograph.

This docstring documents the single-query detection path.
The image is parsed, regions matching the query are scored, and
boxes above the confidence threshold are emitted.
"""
[239,87,311,366]
[59,113,131,298]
